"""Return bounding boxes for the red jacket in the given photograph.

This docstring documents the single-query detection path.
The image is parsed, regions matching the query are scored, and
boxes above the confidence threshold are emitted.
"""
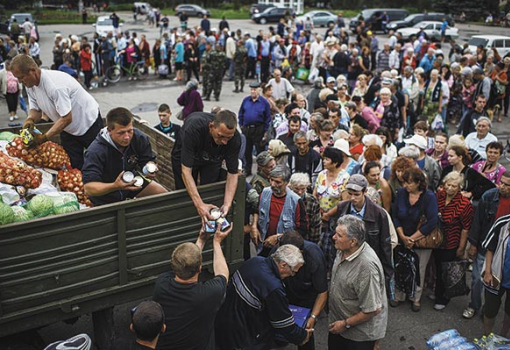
[80,49,92,71]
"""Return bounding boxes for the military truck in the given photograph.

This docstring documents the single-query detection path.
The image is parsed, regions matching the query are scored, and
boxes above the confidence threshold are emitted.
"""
[0,119,246,348]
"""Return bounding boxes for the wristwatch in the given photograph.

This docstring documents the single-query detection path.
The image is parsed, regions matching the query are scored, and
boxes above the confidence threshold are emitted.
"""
[310,314,317,320]
[344,320,351,329]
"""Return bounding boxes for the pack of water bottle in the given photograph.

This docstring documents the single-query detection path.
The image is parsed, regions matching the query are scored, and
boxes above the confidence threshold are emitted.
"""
[473,333,510,350]
[426,329,476,350]
[427,330,510,350]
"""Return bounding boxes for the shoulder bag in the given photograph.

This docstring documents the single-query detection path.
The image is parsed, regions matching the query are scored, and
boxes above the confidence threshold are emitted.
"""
[413,196,444,249]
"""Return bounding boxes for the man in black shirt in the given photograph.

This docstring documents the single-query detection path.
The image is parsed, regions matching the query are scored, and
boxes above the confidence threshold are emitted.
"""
[278,114,302,153]
[345,101,368,130]
[130,301,166,350]
[171,110,241,225]
[288,131,322,185]
[154,104,180,139]
[153,224,232,350]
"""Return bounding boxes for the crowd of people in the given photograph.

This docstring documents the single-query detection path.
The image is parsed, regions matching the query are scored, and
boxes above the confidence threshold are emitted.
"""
[5,8,510,350]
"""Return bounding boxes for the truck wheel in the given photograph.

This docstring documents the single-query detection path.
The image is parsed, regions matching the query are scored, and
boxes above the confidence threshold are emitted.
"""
[260,17,267,24]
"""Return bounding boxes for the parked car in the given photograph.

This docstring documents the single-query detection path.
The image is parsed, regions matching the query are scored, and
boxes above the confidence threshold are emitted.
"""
[397,21,459,41]
[92,16,122,37]
[296,10,337,28]
[250,3,275,16]
[133,2,152,14]
[468,35,510,58]
[349,8,409,34]
[251,6,295,24]
[174,4,210,17]
[8,13,39,40]
[387,13,454,31]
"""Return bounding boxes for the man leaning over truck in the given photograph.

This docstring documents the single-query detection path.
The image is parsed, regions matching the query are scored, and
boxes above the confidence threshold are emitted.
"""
[171,109,241,227]
[82,107,167,206]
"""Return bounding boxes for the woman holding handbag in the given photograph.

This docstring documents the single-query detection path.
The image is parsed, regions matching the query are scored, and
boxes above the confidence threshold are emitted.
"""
[432,172,474,311]
[392,167,439,312]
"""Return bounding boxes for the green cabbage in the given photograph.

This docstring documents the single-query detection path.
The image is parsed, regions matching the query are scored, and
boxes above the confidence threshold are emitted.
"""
[11,206,33,222]
[0,131,17,141]
[27,194,54,217]
[0,203,15,225]
[54,201,79,215]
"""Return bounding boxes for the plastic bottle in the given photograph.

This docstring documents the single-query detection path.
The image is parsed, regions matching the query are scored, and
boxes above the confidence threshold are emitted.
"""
[434,336,467,350]
[450,343,476,350]
[427,329,460,348]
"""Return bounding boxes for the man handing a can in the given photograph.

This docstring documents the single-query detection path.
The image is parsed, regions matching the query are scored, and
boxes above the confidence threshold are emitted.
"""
[82,107,168,206]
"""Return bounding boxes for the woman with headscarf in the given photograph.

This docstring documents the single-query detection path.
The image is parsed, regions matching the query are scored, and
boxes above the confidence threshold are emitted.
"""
[177,79,204,121]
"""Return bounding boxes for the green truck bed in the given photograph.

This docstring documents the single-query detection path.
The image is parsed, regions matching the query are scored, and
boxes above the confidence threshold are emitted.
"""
[0,120,245,347]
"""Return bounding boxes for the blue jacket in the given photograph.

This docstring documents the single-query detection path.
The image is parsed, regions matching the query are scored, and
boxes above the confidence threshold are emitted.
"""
[215,256,307,349]
[82,127,156,205]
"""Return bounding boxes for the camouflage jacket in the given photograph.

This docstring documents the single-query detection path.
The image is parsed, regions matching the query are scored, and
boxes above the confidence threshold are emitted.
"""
[234,46,248,66]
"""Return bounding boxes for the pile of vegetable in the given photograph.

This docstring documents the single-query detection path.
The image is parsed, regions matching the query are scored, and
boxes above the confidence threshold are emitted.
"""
[6,137,71,170]
[0,151,42,189]
[57,168,91,206]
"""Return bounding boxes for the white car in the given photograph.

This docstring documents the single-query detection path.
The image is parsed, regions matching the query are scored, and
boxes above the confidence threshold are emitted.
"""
[468,35,510,58]
[398,21,458,41]
[92,16,122,37]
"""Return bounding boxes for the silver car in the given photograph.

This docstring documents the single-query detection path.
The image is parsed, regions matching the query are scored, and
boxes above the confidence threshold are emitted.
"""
[296,11,337,28]
[398,21,459,41]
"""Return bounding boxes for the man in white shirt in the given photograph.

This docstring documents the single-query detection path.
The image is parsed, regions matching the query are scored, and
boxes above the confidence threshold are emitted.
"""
[388,43,400,70]
[268,68,294,99]
[22,18,33,42]
[465,117,498,159]
[11,54,103,170]
[225,30,236,81]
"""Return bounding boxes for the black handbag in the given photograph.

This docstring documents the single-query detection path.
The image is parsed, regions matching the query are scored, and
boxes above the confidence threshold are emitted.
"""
[442,259,470,299]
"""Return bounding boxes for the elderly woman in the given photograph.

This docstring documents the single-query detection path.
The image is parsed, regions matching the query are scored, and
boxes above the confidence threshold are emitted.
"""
[392,167,438,312]
[333,138,358,175]
[375,87,400,141]
[351,73,369,98]
[268,139,291,166]
[314,146,350,270]
[177,79,204,121]
[289,172,322,244]
[432,171,474,310]
[471,141,507,185]
[389,156,416,199]
[447,62,464,125]
[306,112,324,142]
[337,83,351,107]
[421,69,443,124]
[440,145,495,201]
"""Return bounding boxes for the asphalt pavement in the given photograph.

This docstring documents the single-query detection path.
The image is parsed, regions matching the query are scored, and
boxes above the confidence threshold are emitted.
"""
[1,12,510,350]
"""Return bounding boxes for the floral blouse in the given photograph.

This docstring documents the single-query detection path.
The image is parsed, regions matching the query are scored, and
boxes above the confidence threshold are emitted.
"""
[315,169,350,211]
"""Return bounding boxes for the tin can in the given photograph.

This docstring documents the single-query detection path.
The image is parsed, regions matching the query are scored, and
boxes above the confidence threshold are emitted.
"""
[210,208,222,220]
[122,171,135,183]
[217,217,231,232]
[133,176,144,187]
[143,162,157,175]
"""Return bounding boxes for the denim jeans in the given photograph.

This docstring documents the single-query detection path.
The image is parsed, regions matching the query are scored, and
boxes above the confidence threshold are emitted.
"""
[469,251,486,311]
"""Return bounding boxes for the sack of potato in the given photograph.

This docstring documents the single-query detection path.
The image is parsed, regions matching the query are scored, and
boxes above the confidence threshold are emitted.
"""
[57,168,92,207]
[0,151,42,189]
[6,137,71,170]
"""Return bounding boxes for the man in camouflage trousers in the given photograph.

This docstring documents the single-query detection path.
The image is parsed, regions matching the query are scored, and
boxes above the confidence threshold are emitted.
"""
[233,39,247,93]
[201,41,213,100]
[207,44,227,101]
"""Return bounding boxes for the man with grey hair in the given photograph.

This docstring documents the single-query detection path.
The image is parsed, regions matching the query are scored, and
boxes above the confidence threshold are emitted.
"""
[251,150,276,194]
[251,165,309,256]
[288,131,323,186]
[464,116,498,159]
[215,244,313,349]
[329,215,388,348]
[288,173,322,243]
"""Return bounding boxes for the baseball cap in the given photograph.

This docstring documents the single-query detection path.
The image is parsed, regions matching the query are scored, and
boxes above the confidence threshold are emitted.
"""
[345,174,368,192]
[326,76,336,83]
[256,151,274,167]
[249,81,261,88]
[404,134,427,150]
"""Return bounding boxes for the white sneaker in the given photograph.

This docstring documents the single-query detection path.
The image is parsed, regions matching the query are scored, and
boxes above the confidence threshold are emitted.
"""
[14,115,18,120]
[9,116,13,121]
[434,304,446,310]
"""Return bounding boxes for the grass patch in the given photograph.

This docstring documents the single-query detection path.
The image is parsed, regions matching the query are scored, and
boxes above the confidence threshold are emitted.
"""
[5,9,98,25]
